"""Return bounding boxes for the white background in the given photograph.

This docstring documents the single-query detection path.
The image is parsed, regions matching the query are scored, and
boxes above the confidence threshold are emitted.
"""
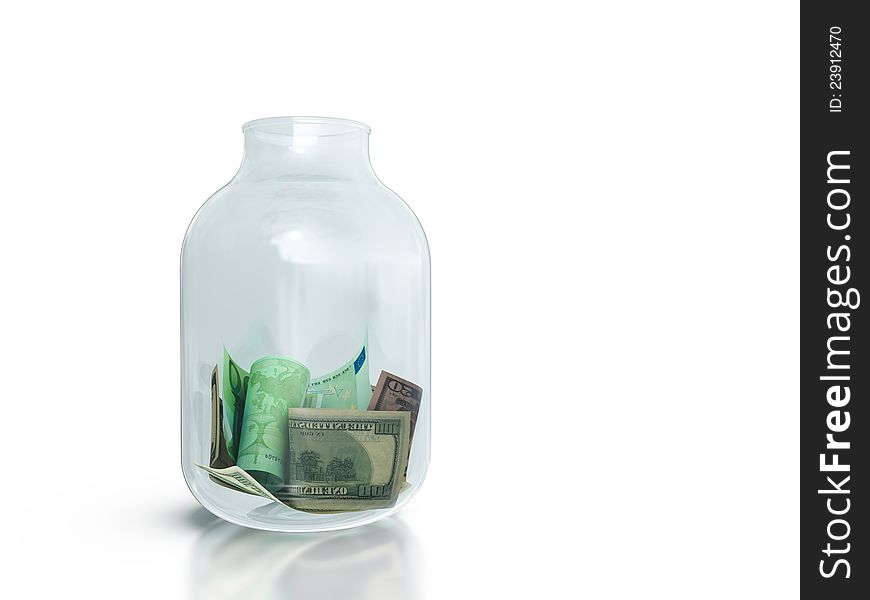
[0,1,798,598]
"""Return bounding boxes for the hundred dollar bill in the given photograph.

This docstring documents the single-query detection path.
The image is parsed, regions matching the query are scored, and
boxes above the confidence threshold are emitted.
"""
[368,371,422,446]
[236,357,311,491]
[222,349,250,460]
[304,338,372,410]
[277,409,410,512]
[209,365,233,470]
[195,464,285,505]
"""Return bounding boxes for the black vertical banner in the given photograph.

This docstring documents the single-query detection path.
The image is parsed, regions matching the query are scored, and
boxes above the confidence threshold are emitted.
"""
[802,3,868,597]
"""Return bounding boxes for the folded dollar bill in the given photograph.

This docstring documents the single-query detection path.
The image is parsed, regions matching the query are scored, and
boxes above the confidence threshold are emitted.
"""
[368,371,422,444]
[195,464,285,504]
[276,409,410,512]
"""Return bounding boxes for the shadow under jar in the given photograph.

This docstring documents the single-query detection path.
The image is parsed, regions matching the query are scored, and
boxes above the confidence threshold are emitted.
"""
[181,117,430,532]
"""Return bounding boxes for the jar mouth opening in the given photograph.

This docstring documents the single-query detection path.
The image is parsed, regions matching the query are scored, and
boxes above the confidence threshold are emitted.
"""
[242,116,371,138]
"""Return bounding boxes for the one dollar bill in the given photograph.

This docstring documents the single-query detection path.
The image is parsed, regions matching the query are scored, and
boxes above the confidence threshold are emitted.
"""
[276,409,410,512]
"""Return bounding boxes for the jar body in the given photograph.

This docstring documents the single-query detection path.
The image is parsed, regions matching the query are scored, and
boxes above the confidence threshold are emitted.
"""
[181,118,430,531]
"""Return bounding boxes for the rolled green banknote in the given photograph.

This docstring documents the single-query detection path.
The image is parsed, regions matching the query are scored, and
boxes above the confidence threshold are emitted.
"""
[277,408,410,512]
[304,339,372,410]
[236,357,311,491]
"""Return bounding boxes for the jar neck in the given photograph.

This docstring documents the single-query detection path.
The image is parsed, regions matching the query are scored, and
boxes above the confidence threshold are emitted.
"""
[235,117,375,182]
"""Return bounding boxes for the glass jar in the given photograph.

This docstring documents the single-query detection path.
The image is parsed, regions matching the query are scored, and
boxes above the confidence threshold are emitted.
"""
[181,117,430,532]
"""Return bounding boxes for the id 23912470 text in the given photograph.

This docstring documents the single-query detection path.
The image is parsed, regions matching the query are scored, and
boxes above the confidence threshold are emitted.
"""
[829,26,844,113]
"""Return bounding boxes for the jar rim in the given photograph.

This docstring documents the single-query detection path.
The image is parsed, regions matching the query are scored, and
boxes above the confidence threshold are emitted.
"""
[242,116,371,137]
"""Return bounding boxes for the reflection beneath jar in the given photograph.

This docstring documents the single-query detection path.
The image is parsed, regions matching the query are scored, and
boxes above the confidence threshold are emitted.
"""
[188,515,421,600]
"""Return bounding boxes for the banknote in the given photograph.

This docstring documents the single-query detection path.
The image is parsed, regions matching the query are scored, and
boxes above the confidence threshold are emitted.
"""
[304,339,372,410]
[236,357,311,491]
[222,349,250,460]
[277,409,410,511]
[195,464,285,505]
[209,365,233,470]
[368,371,422,445]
